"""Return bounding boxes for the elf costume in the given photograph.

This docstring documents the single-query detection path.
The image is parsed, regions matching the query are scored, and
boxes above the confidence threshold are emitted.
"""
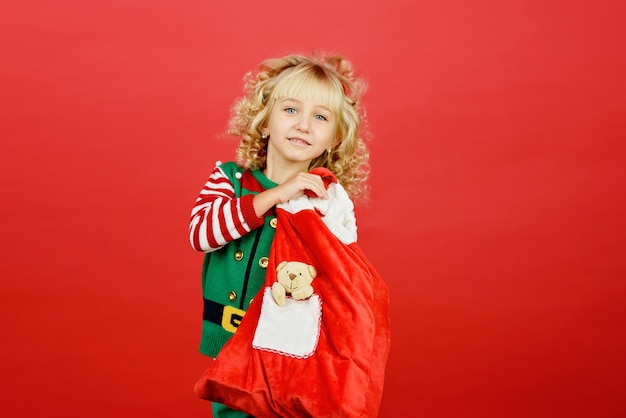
[190,161,280,358]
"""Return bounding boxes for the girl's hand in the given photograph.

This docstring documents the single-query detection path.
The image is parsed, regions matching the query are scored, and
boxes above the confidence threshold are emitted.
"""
[273,172,328,203]
[253,172,327,217]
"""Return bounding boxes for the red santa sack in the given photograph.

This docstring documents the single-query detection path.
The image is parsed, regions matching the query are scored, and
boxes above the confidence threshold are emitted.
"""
[194,168,391,417]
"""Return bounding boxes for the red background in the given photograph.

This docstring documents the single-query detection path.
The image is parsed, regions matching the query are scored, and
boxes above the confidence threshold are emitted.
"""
[1,1,625,417]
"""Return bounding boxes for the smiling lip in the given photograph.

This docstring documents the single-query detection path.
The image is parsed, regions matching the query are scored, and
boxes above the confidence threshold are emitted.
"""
[288,137,311,146]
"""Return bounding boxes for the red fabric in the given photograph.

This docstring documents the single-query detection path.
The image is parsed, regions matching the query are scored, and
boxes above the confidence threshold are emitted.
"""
[194,169,391,417]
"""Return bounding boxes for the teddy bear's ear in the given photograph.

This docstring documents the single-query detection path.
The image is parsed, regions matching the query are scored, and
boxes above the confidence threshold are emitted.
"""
[277,261,288,271]
[307,265,317,278]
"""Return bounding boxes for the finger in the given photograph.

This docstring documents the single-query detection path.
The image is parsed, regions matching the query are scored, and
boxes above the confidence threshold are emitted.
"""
[308,177,328,198]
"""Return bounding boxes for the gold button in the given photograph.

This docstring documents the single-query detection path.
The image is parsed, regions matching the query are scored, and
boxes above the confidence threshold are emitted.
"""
[228,291,237,302]
[270,218,278,228]
[234,250,244,261]
[258,257,269,268]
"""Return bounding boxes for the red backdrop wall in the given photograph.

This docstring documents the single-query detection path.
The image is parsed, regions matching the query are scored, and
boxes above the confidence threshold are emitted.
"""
[1,1,625,417]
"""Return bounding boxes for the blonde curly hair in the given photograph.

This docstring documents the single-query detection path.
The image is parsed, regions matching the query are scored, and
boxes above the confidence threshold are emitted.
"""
[227,52,371,201]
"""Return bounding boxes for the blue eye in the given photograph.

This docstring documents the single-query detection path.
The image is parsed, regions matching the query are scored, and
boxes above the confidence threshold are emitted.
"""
[285,107,296,114]
[315,114,328,121]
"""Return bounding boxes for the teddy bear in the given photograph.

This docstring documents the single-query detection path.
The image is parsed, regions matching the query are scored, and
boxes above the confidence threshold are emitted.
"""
[271,261,317,306]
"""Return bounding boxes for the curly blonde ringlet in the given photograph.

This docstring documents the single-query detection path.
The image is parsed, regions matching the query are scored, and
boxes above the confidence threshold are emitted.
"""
[227,52,371,202]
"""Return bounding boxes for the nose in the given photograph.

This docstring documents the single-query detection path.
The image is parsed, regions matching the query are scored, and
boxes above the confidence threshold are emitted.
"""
[289,273,296,281]
[295,115,310,132]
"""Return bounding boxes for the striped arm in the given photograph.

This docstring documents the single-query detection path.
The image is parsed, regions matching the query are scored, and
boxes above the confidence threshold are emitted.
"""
[189,165,257,252]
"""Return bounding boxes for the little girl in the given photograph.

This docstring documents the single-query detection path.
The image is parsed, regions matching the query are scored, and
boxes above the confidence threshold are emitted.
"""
[189,52,371,417]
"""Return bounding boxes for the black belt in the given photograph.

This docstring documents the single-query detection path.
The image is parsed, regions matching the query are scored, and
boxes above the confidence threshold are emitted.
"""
[203,298,246,333]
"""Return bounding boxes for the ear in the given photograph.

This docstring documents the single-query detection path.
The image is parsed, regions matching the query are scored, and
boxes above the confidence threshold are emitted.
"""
[307,265,317,278]
[277,261,288,271]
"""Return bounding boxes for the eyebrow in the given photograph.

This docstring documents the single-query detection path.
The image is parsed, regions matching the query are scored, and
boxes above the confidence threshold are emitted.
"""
[279,98,332,113]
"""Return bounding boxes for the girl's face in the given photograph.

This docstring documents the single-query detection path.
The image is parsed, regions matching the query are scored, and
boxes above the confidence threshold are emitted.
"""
[265,96,336,168]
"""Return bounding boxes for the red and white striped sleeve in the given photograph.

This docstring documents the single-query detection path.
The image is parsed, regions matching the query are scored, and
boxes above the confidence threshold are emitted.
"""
[189,165,263,253]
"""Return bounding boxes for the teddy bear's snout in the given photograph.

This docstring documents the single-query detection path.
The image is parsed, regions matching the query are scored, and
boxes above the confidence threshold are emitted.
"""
[288,273,297,281]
